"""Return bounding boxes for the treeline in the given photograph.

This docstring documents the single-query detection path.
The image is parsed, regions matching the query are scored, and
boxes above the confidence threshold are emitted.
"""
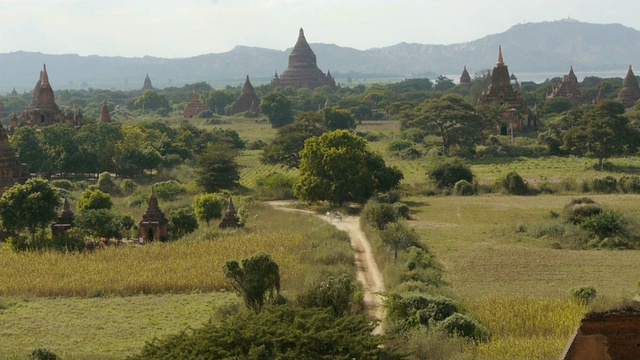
[10,121,244,178]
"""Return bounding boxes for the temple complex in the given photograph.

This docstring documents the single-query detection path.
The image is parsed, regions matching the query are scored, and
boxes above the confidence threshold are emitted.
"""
[219,197,243,229]
[616,65,640,108]
[0,125,30,192]
[100,101,112,123]
[547,66,584,106]
[272,28,337,91]
[51,198,75,236]
[183,89,208,118]
[477,46,536,134]
[138,187,168,242]
[142,74,154,93]
[231,76,260,115]
[459,66,472,88]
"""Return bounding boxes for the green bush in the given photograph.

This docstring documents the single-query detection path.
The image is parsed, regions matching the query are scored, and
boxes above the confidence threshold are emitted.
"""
[395,203,411,219]
[50,179,74,191]
[362,201,398,230]
[255,172,296,200]
[296,274,362,317]
[453,180,475,196]
[401,146,423,159]
[570,286,597,305]
[168,207,199,240]
[97,172,121,196]
[30,348,60,360]
[495,171,528,195]
[121,179,137,195]
[384,293,458,333]
[387,139,414,152]
[591,176,618,194]
[154,180,187,201]
[428,159,473,189]
[619,176,640,193]
[579,210,629,240]
[436,313,490,341]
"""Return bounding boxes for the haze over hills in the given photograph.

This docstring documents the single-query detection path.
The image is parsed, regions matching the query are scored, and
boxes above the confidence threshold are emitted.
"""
[1,19,639,92]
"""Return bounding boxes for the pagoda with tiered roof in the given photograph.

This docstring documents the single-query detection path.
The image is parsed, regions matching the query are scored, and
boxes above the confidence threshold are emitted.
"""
[138,187,168,242]
[100,101,113,123]
[51,198,75,236]
[142,74,154,93]
[459,66,472,88]
[231,76,260,114]
[616,65,640,108]
[272,28,337,91]
[547,66,584,106]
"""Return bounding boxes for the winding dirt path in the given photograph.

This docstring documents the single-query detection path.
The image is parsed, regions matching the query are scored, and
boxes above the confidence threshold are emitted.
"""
[267,201,386,334]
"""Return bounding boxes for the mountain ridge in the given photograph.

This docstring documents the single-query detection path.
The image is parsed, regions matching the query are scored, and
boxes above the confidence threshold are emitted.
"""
[1,19,638,92]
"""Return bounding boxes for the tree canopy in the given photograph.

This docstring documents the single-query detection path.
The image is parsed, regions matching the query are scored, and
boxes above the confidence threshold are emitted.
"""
[223,252,281,313]
[260,91,294,128]
[195,144,240,193]
[294,130,403,205]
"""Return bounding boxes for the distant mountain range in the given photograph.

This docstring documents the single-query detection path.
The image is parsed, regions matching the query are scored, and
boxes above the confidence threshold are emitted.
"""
[1,19,639,92]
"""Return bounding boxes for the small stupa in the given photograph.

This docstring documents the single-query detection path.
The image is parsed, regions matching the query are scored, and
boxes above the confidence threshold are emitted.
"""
[142,74,154,93]
[547,66,584,106]
[138,187,169,242]
[219,197,243,229]
[231,76,261,114]
[100,101,112,123]
[183,89,208,118]
[616,65,640,108]
[51,198,75,236]
[459,66,472,88]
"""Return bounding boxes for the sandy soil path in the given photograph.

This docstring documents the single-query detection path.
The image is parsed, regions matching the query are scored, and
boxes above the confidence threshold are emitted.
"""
[267,201,386,334]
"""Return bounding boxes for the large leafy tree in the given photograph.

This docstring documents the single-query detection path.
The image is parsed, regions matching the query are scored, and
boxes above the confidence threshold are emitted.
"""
[0,178,61,241]
[260,91,294,128]
[168,207,199,239]
[294,130,403,205]
[563,100,639,169]
[193,193,225,227]
[195,144,240,193]
[323,106,356,131]
[10,127,45,175]
[223,252,281,314]
[401,94,485,155]
[261,112,327,168]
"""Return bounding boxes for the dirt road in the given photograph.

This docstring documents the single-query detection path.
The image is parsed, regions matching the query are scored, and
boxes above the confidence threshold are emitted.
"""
[267,202,386,334]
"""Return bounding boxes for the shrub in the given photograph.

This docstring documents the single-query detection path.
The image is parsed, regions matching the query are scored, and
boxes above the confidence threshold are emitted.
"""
[168,207,199,240]
[401,146,423,159]
[495,171,528,195]
[77,189,112,212]
[296,273,362,317]
[121,179,137,195]
[246,139,266,150]
[255,172,296,200]
[395,203,411,219]
[50,179,73,191]
[591,176,618,194]
[154,180,187,201]
[453,180,475,196]
[619,176,640,193]
[30,348,60,360]
[436,313,490,341]
[579,210,628,240]
[428,159,473,189]
[373,190,401,204]
[384,293,459,333]
[387,139,414,152]
[97,172,121,195]
[362,201,398,230]
[401,246,444,287]
[570,286,597,305]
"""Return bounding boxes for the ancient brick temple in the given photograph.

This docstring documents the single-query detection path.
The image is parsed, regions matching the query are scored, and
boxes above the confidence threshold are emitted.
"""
[100,101,112,123]
[477,46,536,134]
[272,28,337,91]
[142,74,154,93]
[183,89,208,118]
[561,307,640,360]
[0,125,29,192]
[51,198,75,236]
[458,66,472,88]
[231,76,260,115]
[13,65,82,131]
[219,197,242,229]
[547,66,584,106]
[138,187,168,242]
[616,65,640,108]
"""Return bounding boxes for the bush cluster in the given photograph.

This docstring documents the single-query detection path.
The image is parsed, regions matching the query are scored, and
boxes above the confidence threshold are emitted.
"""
[428,159,473,189]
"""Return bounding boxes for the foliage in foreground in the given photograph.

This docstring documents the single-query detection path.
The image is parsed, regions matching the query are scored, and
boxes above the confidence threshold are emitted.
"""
[130,305,405,360]
[224,252,282,313]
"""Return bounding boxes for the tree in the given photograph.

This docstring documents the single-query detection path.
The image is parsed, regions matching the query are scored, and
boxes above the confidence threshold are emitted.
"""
[428,158,474,189]
[261,112,326,168]
[0,178,61,241]
[401,94,485,155]
[223,252,281,313]
[77,189,113,213]
[563,100,639,169]
[75,209,128,239]
[10,126,45,174]
[195,144,240,193]
[380,222,419,262]
[294,130,403,205]
[296,274,360,317]
[323,106,357,131]
[201,89,237,115]
[168,207,199,239]
[130,90,171,112]
[260,91,294,128]
[193,193,225,226]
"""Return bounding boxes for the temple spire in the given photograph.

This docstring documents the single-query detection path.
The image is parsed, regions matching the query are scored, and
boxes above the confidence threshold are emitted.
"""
[497,46,504,66]
[41,64,50,87]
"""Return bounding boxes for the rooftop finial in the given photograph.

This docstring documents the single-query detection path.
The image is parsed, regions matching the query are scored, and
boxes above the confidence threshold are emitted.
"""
[42,64,50,86]
[497,46,504,66]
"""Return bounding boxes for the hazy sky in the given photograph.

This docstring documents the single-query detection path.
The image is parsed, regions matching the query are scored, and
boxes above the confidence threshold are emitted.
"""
[1,0,639,58]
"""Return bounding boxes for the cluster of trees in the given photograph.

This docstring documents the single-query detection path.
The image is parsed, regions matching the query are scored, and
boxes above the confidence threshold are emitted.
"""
[10,120,244,179]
